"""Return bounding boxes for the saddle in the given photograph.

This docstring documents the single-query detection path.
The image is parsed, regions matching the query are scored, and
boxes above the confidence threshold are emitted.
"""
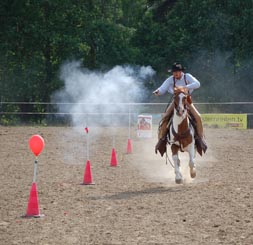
[155,113,207,157]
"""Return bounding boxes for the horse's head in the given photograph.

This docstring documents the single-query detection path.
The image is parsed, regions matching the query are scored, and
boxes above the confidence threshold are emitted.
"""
[173,87,188,117]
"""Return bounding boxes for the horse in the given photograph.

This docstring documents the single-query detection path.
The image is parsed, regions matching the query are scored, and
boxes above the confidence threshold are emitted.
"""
[168,87,196,184]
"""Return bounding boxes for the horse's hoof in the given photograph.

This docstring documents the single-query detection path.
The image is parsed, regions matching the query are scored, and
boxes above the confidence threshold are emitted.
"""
[175,178,183,184]
[190,167,196,178]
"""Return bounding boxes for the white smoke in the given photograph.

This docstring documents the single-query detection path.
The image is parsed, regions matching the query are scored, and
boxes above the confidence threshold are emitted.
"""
[52,61,155,126]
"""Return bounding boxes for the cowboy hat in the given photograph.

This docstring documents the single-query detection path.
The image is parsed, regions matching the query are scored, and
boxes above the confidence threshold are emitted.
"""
[168,62,185,72]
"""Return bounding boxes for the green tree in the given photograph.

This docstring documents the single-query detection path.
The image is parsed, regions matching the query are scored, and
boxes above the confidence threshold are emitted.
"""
[0,0,253,108]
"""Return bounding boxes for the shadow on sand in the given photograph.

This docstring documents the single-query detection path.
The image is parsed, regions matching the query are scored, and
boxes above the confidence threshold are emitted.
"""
[88,185,191,201]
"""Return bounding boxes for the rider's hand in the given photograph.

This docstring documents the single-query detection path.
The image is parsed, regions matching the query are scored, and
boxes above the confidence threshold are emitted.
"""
[174,86,188,94]
[153,90,160,96]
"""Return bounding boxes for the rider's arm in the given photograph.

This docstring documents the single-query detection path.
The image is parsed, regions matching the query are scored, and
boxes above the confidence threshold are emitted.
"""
[185,73,200,90]
[154,76,174,95]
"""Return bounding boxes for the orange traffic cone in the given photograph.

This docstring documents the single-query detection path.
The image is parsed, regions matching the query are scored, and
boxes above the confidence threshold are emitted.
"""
[82,160,94,185]
[110,148,118,167]
[25,182,43,218]
[127,138,132,154]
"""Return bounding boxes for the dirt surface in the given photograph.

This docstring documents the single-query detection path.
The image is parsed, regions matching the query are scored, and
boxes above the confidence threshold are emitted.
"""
[0,126,252,245]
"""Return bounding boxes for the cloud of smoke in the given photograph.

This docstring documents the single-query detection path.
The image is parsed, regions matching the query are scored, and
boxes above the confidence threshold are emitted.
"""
[51,61,155,126]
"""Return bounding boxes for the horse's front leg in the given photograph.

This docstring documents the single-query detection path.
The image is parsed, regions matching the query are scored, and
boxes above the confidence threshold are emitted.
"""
[188,142,196,178]
[171,144,182,184]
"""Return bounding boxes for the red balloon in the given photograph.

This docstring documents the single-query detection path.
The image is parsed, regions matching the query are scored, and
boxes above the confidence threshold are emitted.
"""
[29,135,45,156]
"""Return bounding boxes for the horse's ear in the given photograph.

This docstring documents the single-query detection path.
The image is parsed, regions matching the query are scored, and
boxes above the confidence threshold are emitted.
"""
[174,87,180,94]
[174,86,188,95]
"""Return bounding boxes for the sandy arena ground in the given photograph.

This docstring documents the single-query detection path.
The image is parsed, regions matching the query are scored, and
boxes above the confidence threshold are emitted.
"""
[0,126,252,245]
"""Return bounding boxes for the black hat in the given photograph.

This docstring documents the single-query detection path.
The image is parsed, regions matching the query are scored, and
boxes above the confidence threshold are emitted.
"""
[168,62,185,72]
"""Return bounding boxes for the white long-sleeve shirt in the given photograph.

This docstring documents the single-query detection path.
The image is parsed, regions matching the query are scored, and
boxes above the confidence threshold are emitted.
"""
[157,72,200,95]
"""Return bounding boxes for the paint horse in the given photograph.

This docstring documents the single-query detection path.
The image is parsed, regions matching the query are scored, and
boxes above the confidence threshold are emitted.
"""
[168,87,196,184]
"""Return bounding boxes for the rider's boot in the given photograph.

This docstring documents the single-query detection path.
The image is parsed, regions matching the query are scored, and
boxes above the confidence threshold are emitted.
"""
[187,100,207,155]
[200,135,207,153]
[195,134,207,154]
[158,103,174,139]
[155,103,174,156]
[194,116,207,154]
[155,115,171,156]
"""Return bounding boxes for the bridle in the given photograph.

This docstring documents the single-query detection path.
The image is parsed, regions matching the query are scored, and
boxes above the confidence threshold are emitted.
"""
[171,90,191,151]
[173,92,188,117]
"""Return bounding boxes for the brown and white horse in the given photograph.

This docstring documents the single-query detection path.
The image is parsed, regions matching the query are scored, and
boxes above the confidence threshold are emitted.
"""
[168,87,196,184]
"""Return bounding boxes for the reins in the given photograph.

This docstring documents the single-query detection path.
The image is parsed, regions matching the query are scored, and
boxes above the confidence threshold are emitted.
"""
[165,95,174,112]
[165,149,175,168]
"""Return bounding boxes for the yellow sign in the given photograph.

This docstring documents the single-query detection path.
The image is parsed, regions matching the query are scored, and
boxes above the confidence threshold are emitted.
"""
[201,114,247,129]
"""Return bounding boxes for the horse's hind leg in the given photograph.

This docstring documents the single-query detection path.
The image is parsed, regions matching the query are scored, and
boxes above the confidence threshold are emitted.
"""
[171,144,182,184]
[188,143,196,178]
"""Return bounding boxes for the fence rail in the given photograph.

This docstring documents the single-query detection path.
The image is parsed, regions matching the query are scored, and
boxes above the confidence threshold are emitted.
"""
[1,101,253,127]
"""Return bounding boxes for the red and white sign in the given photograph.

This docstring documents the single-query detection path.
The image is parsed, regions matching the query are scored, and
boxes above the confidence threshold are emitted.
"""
[137,115,152,138]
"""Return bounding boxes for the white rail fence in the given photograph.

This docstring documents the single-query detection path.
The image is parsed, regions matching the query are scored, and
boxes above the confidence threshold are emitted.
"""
[0,102,253,127]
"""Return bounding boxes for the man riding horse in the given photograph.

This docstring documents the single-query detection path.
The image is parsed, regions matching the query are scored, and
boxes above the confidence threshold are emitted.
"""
[153,62,207,156]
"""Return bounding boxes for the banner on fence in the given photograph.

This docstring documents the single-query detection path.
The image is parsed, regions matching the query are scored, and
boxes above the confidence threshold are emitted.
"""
[202,114,247,129]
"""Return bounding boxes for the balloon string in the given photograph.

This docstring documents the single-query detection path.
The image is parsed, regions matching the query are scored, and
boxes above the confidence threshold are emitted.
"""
[86,115,89,161]
[87,131,89,160]
[128,105,131,139]
[33,158,38,183]
[111,114,116,148]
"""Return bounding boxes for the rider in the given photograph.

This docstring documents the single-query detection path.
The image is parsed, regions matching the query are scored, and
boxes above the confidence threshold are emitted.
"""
[153,62,207,155]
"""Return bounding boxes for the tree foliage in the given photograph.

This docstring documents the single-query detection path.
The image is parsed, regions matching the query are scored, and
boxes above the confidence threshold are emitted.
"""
[0,0,252,105]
